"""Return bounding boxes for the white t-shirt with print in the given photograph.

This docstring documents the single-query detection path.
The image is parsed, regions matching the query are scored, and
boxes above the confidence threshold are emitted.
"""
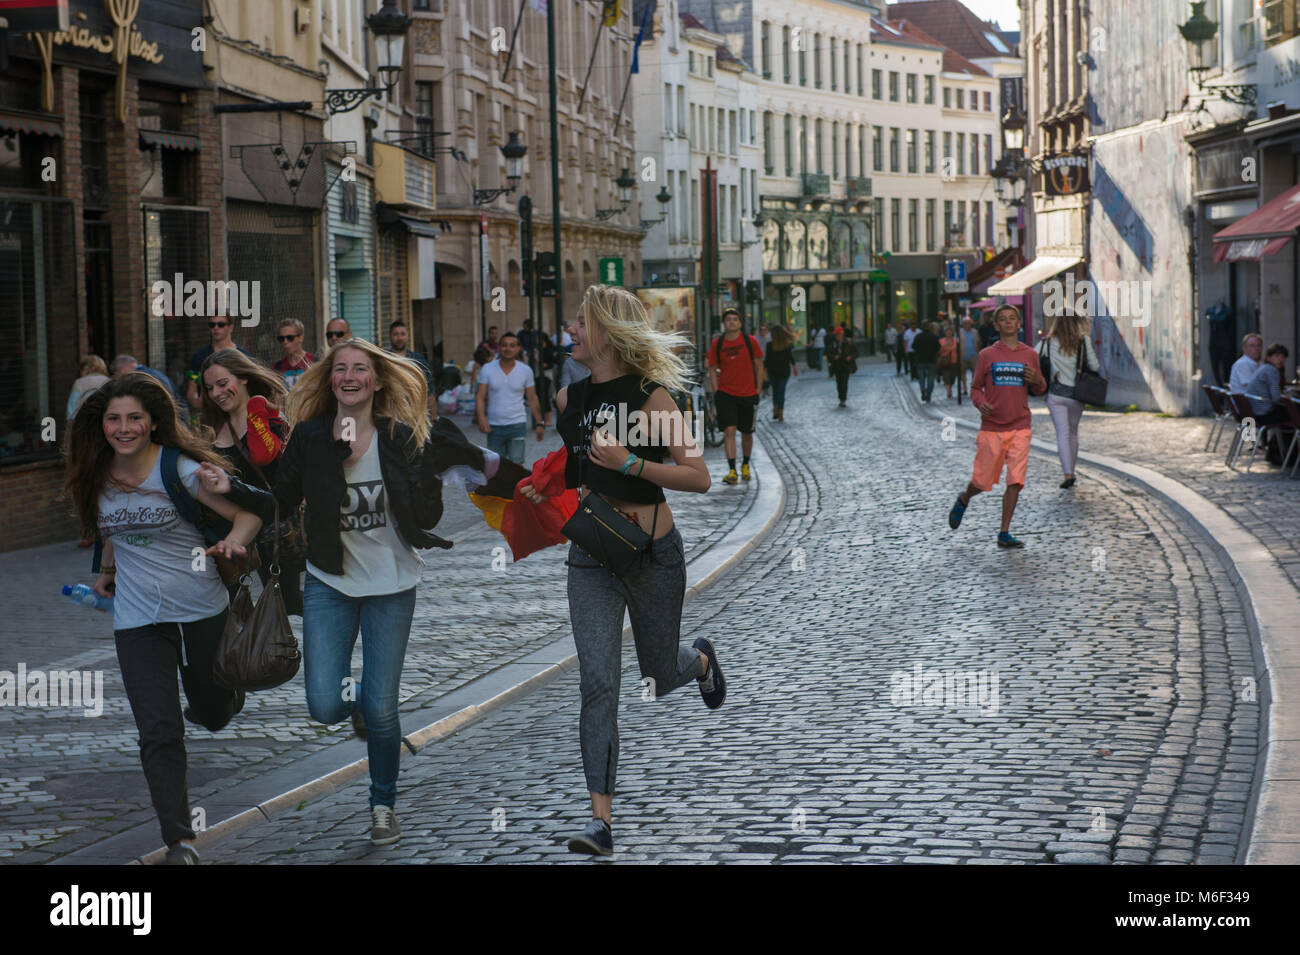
[478,359,535,427]
[306,436,424,598]
[97,452,228,630]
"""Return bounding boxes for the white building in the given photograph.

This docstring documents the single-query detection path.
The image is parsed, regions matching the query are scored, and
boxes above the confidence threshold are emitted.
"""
[635,3,761,341]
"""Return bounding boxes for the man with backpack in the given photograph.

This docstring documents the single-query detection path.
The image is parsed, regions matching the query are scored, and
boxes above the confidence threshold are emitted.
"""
[707,308,765,485]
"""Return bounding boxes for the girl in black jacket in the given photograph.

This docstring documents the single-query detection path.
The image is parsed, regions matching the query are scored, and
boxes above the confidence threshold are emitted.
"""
[238,338,449,847]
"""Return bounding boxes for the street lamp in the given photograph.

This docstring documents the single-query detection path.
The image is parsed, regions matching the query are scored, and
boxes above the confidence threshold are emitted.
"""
[596,168,637,220]
[640,186,673,229]
[326,0,412,114]
[1000,105,1026,159]
[1178,1,1257,106]
[473,131,528,205]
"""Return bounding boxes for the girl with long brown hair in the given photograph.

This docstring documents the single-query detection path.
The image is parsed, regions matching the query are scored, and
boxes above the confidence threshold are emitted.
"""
[199,350,304,614]
[63,372,269,864]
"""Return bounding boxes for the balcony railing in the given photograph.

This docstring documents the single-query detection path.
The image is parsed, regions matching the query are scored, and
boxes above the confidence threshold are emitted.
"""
[846,176,872,199]
[801,173,830,195]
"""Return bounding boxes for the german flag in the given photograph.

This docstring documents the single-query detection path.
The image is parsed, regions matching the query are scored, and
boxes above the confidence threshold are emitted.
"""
[428,417,577,561]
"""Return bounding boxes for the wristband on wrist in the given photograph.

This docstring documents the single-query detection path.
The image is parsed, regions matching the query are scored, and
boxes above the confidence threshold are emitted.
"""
[100,565,116,574]
[621,452,638,475]
[636,457,646,477]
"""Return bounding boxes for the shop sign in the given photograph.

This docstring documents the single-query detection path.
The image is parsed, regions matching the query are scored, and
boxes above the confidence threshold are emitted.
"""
[1043,153,1090,196]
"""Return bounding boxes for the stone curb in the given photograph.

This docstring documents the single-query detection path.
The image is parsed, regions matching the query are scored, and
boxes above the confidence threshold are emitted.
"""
[897,377,1298,866]
[110,441,786,866]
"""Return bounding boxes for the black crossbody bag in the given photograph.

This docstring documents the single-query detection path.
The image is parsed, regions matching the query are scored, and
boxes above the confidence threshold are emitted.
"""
[561,385,658,577]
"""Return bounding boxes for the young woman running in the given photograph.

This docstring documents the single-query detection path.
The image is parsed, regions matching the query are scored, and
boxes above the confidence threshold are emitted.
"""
[199,350,304,614]
[202,338,449,847]
[64,373,268,865]
[518,284,723,857]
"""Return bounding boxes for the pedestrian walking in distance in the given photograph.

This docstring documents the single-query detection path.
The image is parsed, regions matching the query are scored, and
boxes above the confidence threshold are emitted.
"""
[475,331,546,465]
[911,321,941,403]
[63,373,271,865]
[706,307,764,484]
[764,324,799,421]
[1040,314,1100,488]
[826,326,858,407]
[518,284,720,858]
[948,304,1046,547]
[238,337,450,847]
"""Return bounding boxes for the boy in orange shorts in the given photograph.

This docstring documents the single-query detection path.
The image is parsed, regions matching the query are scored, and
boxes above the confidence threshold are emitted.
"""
[947,304,1046,547]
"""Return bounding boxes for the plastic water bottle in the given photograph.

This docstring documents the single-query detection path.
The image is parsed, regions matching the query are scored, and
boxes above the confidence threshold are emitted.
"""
[62,584,113,613]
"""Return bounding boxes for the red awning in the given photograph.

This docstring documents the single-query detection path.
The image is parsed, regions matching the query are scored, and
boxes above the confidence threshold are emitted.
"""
[0,110,64,138]
[139,130,202,152]
[1212,183,1300,260]
[1212,236,1292,262]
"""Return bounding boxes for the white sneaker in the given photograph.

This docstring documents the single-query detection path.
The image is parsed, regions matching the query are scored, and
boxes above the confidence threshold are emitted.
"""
[370,805,400,846]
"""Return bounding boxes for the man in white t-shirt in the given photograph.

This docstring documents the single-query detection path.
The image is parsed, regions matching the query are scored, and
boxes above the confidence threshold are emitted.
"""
[1229,333,1263,394]
[475,331,544,463]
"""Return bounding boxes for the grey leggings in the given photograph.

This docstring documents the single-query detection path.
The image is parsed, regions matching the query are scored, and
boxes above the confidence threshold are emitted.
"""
[1046,391,1084,474]
[566,526,702,795]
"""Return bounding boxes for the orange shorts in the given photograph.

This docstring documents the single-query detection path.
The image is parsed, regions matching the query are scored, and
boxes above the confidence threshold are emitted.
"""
[971,428,1031,491]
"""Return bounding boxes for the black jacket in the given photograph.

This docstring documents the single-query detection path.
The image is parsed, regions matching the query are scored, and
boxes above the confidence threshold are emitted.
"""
[275,415,456,576]
[911,330,941,363]
[826,336,858,372]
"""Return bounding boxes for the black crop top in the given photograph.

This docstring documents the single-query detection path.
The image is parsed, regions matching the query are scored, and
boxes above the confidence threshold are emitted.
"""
[557,374,669,505]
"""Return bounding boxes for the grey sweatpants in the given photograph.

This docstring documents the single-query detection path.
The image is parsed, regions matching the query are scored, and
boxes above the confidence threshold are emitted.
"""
[566,527,702,795]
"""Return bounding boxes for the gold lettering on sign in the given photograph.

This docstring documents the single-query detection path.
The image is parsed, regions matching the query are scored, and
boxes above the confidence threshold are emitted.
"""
[40,25,165,64]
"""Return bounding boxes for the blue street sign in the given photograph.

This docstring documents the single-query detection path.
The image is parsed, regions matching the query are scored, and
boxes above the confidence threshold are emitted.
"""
[945,259,967,282]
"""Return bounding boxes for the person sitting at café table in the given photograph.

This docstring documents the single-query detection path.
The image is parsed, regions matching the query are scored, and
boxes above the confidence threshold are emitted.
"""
[1229,333,1263,394]
[1245,343,1292,464]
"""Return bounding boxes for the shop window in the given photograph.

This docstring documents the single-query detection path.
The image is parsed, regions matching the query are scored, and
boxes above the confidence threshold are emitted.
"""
[0,199,77,465]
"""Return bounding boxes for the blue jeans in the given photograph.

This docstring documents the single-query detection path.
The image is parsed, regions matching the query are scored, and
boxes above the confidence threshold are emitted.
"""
[771,374,789,411]
[917,362,937,400]
[487,421,527,463]
[302,574,416,808]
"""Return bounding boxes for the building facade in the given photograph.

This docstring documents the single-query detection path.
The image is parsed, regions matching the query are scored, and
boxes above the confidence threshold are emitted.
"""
[399,0,643,368]
[636,4,761,347]
[1,0,213,550]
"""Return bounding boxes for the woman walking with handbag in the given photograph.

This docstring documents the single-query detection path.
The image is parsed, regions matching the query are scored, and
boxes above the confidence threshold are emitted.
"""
[199,350,305,615]
[260,337,450,847]
[763,324,799,421]
[1041,315,1100,488]
[63,373,268,864]
[517,284,719,858]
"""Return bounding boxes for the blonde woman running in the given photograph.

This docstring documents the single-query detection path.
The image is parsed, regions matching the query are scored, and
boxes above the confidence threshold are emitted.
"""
[519,284,721,857]
[201,337,449,846]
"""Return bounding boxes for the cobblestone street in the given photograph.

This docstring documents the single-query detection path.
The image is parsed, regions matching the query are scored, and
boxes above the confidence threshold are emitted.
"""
[0,420,758,862]
[178,366,1261,864]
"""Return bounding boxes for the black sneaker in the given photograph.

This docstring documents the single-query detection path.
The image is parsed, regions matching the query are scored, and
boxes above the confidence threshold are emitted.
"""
[162,843,200,865]
[693,637,726,710]
[567,817,613,856]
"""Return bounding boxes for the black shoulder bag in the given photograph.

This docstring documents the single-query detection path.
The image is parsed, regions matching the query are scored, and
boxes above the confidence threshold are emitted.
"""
[1072,342,1109,406]
[560,381,658,577]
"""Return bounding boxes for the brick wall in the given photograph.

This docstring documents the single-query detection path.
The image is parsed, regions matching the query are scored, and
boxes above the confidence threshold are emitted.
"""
[106,77,146,360]
[0,461,79,551]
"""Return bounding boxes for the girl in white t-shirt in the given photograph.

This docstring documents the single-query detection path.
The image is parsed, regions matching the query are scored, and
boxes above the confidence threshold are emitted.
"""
[63,373,267,865]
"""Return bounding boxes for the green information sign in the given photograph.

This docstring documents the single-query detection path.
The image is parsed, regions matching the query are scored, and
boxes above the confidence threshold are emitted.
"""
[868,269,890,283]
[599,256,624,286]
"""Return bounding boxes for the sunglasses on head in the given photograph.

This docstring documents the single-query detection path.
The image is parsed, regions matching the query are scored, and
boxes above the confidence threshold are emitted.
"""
[277,334,300,342]
[208,321,230,329]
